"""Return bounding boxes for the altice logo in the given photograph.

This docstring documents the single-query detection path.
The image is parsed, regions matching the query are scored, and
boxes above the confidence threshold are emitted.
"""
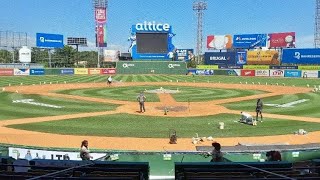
[135,21,170,32]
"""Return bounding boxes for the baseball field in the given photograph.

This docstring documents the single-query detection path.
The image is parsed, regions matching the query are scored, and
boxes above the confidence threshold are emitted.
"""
[1,74,320,151]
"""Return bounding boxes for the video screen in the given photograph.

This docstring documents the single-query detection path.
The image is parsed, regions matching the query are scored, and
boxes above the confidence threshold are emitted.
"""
[136,33,168,54]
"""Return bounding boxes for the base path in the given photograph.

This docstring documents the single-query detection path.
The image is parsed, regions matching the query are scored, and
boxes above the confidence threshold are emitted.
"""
[2,82,320,151]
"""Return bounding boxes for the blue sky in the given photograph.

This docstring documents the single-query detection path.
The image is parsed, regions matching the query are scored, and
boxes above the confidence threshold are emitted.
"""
[0,0,316,52]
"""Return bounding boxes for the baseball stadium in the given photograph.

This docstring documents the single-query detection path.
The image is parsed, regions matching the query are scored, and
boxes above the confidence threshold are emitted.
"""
[1,0,320,179]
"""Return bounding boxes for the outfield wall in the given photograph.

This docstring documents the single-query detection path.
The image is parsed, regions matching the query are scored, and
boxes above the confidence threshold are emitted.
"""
[116,61,187,74]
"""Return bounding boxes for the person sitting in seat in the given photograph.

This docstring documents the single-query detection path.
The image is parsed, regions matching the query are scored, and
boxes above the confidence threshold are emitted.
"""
[207,142,223,162]
[266,150,282,161]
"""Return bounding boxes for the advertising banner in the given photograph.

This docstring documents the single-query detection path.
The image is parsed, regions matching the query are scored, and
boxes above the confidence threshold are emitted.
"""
[282,48,320,64]
[270,65,298,69]
[268,32,295,48]
[241,70,255,76]
[36,33,64,48]
[176,49,194,61]
[227,69,241,76]
[96,24,107,47]
[9,147,105,161]
[302,71,318,78]
[255,70,270,77]
[247,50,280,65]
[30,69,45,75]
[196,65,219,70]
[207,35,232,49]
[14,68,29,76]
[298,66,320,70]
[214,69,229,75]
[95,7,107,23]
[104,50,119,62]
[0,69,14,76]
[284,70,302,78]
[204,52,236,65]
[236,51,247,65]
[101,68,116,75]
[218,65,243,69]
[243,65,270,69]
[45,69,61,75]
[89,68,102,75]
[233,34,267,48]
[74,68,88,75]
[60,69,74,75]
[195,69,214,75]
[270,69,285,77]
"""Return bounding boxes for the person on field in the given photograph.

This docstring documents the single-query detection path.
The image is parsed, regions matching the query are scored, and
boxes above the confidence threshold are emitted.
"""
[137,92,146,113]
[256,98,263,121]
[107,76,112,86]
[80,140,93,161]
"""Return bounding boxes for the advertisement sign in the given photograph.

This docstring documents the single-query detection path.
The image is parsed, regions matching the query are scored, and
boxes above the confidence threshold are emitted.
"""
[270,69,285,77]
[302,71,318,78]
[218,65,243,69]
[236,51,247,65]
[268,32,295,48]
[204,52,236,65]
[30,69,45,75]
[227,69,241,76]
[14,68,29,76]
[270,66,298,69]
[103,50,119,62]
[36,33,64,48]
[241,70,255,76]
[233,34,267,48]
[255,70,270,77]
[101,68,116,75]
[243,65,270,69]
[247,50,280,65]
[60,69,74,75]
[89,68,102,75]
[196,65,219,70]
[95,7,107,23]
[207,35,232,49]
[282,48,320,64]
[9,147,105,161]
[176,49,194,61]
[96,24,107,47]
[214,70,229,75]
[195,69,214,75]
[0,69,14,76]
[298,66,320,70]
[284,70,302,78]
[74,68,88,75]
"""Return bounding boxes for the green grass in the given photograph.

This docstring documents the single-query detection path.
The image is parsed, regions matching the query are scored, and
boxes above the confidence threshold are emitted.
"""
[8,113,320,138]
[57,85,264,102]
[223,93,320,118]
[0,92,118,120]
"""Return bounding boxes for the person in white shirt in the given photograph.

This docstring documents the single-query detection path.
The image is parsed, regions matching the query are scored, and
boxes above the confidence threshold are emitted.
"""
[107,76,112,86]
[80,140,93,161]
[168,51,174,61]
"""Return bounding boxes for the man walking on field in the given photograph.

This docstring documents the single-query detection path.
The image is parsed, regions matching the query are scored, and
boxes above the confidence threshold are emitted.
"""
[137,92,146,113]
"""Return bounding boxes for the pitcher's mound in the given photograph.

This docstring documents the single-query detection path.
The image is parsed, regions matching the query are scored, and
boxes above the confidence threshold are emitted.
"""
[155,106,188,112]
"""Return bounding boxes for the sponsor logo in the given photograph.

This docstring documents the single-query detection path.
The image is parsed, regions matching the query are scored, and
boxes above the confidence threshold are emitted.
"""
[39,36,62,43]
[294,52,300,59]
[209,56,228,61]
[236,36,257,41]
[272,70,284,76]
[168,64,181,68]
[122,63,135,68]
[256,70,269,76]
[245,71,252,75]
[135,21,170,32]
[294,52,320,60]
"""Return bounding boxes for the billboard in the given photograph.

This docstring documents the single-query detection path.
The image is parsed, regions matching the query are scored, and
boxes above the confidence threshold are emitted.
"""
[284,70,302,78]
[0,69,14,76]
[255,70,270,77]
[195,69,214,75]
[270,65,298,69]
[36,33,64,48]
[227,69,241,76]
[270,69,285,77]
[233,34,267,48]
[95,7,107,23]
[14,69,29,76]
[236,51,247,65]
[247,50,280,65]
[96,24,107,47]
[30,69,44,75]
[268,32,295,48]
[60,69,74,75]
[241,70,255,76]
[207,35,232,49]
[74,68,88,75]
[88,68,102,75]
[302,71,318,78]
[282,48,320,64]
[101,68,116,74]
[204,52,236,65]
[104,50,119,62]
[176,49,194,61]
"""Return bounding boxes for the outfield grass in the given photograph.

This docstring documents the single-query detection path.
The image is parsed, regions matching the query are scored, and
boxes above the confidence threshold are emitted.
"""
[1,75,320,88]
[8,113,320,138]
[57,85,264,102]
[0,92,118,120]
[224,93,320,118]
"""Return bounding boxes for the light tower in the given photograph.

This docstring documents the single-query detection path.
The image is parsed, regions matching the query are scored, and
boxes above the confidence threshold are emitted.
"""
[193,0,207,64]
[315,0,320,48]
[93,0,108,68]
